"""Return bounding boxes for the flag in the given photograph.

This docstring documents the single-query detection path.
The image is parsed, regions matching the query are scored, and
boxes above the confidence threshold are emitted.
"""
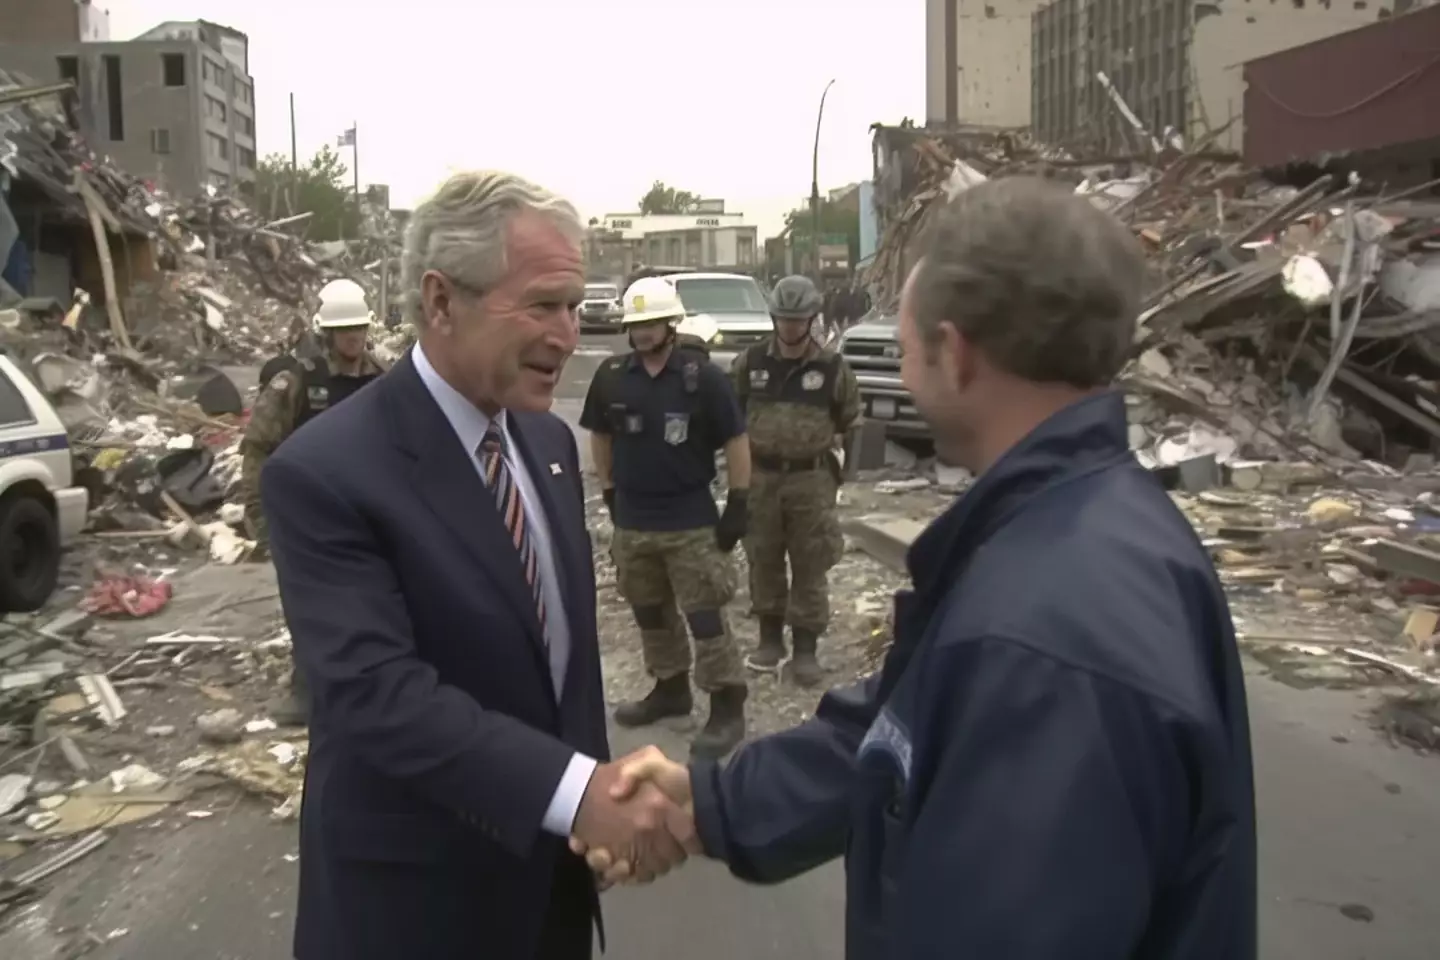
[337,127,356,147]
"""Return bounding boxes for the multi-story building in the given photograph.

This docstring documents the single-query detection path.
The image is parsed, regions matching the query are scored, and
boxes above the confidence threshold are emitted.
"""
[0,13,256,198]
[1031,0,1378,153]
[586,199,759,279]
[926,0,1045,128]
[0,0,109,44]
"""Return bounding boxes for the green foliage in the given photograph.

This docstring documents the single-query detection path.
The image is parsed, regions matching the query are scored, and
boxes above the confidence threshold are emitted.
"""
[255,146,360,241]
[638,180,699,215]
[785,198,861,265]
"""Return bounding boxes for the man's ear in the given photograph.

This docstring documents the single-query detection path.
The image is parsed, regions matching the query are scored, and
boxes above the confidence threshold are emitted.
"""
[935,321,974,390]
[420,271,451,334]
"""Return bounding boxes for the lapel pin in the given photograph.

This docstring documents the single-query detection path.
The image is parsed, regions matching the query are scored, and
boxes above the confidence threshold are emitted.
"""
[549,463,563,475]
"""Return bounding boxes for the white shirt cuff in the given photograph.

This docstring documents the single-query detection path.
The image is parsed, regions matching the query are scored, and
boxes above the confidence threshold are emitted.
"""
[541,752,598,836]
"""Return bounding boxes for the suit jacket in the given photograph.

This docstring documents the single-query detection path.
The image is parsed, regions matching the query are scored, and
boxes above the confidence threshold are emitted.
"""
[262,351,608,960]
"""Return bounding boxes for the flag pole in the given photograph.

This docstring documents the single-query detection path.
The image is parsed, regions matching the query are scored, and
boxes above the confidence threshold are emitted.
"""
[351,121,360,219]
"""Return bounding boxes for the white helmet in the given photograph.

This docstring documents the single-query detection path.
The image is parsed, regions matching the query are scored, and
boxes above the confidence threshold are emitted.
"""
[620,276,686,326]
[313,278,373,329]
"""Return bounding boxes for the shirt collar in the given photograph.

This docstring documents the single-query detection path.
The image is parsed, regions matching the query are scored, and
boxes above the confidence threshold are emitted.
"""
[412,342,505,455]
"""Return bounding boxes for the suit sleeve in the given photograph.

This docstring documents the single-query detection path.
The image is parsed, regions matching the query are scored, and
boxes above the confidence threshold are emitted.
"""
[892,638,1192,958]
[690,674,881,883]
[261,452,577,859]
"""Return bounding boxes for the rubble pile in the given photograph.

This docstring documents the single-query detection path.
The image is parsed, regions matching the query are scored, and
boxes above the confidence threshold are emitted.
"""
[867,122,1440,476]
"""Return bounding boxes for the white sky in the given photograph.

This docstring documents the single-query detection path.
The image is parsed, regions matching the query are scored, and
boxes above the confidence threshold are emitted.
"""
[108,1,926,240]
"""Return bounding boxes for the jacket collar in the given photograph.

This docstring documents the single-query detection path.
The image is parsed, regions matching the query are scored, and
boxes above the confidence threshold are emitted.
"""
[907,390,1134,602]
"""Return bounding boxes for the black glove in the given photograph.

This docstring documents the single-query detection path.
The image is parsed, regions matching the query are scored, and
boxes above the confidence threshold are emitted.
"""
[602,487,615,517]
[715,490,748,552]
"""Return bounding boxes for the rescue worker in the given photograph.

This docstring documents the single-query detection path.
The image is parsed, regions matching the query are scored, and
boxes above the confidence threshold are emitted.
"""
[731,274,860,686]
[241,277,388,724]
[579,275,754,759]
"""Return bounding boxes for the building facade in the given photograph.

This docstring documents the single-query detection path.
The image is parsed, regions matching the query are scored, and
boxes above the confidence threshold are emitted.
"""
[1031,0,1379,153]
[0,0,109,44]
[926,0,1044,128]
[586,201,759,279]
[0,18,256,198]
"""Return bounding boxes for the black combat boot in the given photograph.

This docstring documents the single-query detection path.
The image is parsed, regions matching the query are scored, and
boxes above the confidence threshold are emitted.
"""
[745,615,787,671]
[786,628,823,688]
[613,673,693,728]
[690,685,747,760]
[269,668,310,726]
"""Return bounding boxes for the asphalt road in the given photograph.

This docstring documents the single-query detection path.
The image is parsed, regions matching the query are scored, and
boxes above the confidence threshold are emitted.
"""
[6,333,1439,959]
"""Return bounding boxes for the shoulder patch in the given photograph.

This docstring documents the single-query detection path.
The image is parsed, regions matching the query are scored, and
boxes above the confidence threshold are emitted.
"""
[607,358,624,370]
[269,371,294,391]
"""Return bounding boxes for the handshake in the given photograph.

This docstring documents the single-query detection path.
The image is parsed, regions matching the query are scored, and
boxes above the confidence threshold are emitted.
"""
[569,746,699,887]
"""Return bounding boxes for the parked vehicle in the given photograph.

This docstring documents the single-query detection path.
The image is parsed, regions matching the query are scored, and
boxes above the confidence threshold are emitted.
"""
[670,272,773,350]
[838,311,930,440]
[578,282,624,332]
[0,351,89,612]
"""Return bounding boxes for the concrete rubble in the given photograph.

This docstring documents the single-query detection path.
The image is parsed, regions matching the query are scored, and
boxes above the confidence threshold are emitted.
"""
[866,122,1440,476]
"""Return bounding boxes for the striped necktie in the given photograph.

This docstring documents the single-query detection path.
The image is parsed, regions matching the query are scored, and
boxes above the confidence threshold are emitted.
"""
[477,422,548,639]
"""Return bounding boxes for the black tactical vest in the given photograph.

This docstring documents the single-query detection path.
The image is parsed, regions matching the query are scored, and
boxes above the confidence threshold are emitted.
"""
[739,343,843,412]
[294,358,381,428]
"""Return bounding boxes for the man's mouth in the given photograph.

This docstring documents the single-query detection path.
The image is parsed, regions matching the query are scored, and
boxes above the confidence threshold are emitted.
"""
[523,361,560,380]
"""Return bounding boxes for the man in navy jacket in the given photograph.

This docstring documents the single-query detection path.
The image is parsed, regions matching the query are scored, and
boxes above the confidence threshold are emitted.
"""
[577,178,1258,960]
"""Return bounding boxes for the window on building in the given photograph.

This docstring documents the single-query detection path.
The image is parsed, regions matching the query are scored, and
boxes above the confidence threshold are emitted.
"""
[56,56,78,84]
[206,95,227,122]
[161,53,186,86]
[239,115,254,137]
[238,146,255,169]
[151,129,171,154]
[208,132,230,161]
[103,54,123,141]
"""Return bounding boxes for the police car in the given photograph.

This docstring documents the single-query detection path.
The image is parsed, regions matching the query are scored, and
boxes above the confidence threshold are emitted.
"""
[0,350,89,612]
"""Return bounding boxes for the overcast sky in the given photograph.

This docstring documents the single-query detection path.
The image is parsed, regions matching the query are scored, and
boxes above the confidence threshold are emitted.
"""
[109,1,925,239]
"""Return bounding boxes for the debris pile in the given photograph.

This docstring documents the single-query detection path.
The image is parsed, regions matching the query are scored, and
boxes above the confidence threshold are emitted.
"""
[0,576,304,912]
[866,121,1440,476]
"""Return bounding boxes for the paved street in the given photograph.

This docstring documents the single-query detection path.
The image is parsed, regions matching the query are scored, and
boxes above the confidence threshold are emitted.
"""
[4,334,1438,959]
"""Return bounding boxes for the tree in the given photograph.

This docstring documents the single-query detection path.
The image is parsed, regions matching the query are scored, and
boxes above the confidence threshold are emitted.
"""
[254,146,360,242]
[637,180,699,215]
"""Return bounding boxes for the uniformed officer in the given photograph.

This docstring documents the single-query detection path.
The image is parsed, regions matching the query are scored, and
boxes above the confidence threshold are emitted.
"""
[580,275,754,759]
[240,277,388,723]
[731,274,860,686]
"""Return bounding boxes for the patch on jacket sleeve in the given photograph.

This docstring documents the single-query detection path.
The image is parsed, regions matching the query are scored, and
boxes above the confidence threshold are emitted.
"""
[858,706,913,783]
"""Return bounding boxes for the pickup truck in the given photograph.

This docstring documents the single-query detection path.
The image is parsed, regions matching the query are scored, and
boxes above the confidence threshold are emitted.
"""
[837,311,929,440]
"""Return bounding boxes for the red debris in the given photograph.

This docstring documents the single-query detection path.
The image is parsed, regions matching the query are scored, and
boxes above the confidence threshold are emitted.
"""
[80,576,173,618]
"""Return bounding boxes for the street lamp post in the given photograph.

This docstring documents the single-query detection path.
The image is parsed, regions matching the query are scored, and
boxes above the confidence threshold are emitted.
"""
[810,78,835,282]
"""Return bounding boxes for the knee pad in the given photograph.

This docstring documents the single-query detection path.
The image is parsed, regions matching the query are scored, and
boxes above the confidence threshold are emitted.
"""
[631,605,668,630]
[685,608,724,639]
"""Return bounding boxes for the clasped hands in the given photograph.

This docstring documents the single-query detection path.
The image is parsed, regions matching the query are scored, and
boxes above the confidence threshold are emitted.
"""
[569,745,695,887]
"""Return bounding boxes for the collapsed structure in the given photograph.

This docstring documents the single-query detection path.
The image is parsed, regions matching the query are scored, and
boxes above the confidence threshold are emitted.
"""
[866,119,1440,474]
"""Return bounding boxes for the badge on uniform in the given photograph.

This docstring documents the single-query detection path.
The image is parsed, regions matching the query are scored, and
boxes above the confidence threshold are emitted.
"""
[307,386,329,408]
[663,412,689,445]
[749,369,769,389]
[549,463,562,475]
[801,370,826,391]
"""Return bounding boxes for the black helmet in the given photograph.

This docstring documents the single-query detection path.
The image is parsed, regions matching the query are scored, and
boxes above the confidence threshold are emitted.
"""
[768,274,823,319]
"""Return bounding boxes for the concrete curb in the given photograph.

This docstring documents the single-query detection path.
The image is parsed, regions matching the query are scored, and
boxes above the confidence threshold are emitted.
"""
[842,515,926,575]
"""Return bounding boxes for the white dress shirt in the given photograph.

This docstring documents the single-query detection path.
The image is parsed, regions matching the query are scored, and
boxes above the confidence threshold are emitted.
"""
[413,344,597,837]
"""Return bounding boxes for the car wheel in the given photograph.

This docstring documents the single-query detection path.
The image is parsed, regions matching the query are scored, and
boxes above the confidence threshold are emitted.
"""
[0,494,60,613]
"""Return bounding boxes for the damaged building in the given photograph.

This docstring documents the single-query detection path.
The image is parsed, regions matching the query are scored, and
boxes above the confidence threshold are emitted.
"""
[0,15,257,198]
[1030,0,1390,153]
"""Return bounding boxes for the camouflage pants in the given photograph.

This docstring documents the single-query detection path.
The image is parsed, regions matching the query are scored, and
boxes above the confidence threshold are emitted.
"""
[744,468,844,632]
[611,526,745,691]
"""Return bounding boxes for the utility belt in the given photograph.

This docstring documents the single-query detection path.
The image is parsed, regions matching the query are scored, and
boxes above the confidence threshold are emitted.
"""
[753,452,828,473]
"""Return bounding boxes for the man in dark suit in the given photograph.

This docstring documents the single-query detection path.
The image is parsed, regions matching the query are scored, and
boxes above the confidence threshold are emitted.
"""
[262,171,696,960]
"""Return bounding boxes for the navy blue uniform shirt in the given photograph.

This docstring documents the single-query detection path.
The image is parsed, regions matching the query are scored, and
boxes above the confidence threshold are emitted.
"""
[690,391,1258,960]
[580,347,743,531]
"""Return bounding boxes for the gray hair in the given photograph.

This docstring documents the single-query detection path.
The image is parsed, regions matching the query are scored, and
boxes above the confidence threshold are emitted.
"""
[910,177,1146,388]
[400,170,583,329]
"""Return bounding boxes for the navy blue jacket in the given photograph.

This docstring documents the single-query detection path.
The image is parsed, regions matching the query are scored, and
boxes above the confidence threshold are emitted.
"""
[691,391,1257,960]
[263,353,608,960]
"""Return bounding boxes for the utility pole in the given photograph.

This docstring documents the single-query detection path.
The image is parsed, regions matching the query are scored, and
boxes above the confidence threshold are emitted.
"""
[810,79,835,282]
[288,93,298,217]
